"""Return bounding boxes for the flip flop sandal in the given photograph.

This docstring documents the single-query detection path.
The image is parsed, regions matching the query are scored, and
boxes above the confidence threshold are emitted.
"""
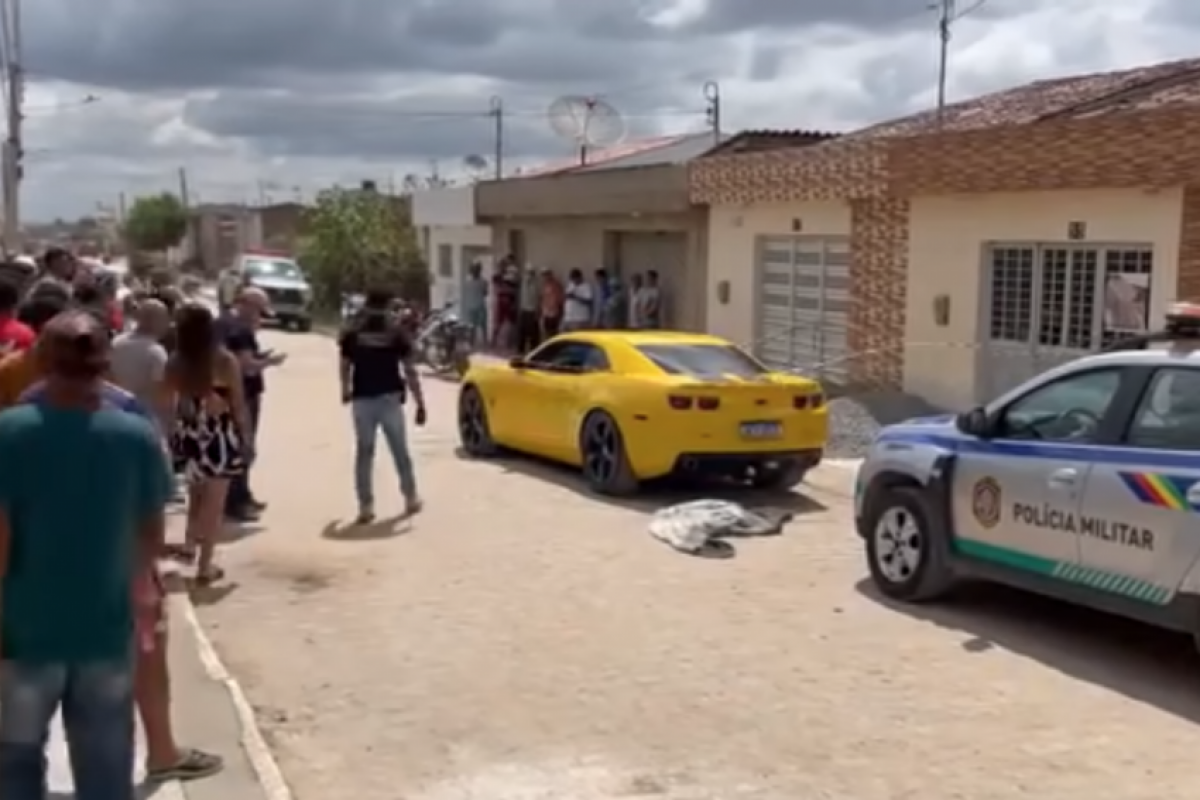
[147,748,224,782]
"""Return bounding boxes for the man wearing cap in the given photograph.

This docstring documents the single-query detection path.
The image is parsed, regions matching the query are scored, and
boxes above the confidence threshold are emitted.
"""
[0,311,173,800]
[221,287,285,521]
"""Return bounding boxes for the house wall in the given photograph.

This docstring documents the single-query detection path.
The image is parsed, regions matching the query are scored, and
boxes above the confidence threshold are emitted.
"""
[705,200,852,346]
[426,224,493,309]
[491,210,708,330]
[411,186,477,227]
[904,187,1184,410]
[477,165,692,218]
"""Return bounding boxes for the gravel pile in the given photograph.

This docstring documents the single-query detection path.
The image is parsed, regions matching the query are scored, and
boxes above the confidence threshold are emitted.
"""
[824,388,948,459]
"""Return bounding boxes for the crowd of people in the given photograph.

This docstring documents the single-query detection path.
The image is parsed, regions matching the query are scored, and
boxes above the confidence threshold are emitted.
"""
[459,257,665,353]
[0,249,297,799]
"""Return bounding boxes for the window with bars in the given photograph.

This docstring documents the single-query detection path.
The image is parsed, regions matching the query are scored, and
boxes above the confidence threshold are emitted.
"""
[987,247,1034,342]
[1100,248,1153,347]
[986,244,1153,350]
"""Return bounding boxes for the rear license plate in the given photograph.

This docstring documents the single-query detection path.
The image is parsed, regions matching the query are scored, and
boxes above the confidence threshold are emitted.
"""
[740,421,782,439]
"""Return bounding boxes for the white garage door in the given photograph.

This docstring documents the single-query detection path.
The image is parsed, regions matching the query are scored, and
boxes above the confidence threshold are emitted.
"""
[755,236,851,380]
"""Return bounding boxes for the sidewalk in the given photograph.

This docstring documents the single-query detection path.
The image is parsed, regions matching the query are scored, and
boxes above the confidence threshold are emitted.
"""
[47,594,274,800]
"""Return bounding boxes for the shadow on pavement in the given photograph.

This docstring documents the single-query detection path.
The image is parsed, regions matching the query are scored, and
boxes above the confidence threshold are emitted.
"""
[320,514,411,542]
[189,581,240,607]
[855,578,1200,724]
[455,447,829,517]
[217,521,265,543]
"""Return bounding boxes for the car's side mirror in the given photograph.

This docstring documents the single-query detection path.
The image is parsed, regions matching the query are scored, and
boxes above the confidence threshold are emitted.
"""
[956,407,991,438]
[509,357,527,370]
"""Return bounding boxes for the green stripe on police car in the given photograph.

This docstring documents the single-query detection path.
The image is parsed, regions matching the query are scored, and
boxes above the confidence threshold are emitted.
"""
[955,539,1171,606]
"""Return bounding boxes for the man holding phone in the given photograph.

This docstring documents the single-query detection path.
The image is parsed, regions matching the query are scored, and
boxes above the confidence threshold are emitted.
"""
[221,288,285,522]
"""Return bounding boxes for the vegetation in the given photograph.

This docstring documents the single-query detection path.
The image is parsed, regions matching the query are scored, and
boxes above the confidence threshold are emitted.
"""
[121,193,189,254]
[298,187,429,311]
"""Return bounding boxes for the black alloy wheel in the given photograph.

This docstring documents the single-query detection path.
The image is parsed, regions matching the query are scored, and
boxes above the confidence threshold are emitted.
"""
[579,411,637,495]
[457,386,497,457]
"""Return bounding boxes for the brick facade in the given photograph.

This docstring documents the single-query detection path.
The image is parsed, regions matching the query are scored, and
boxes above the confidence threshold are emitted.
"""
[690,98,1200,387]
[849,199,908,386]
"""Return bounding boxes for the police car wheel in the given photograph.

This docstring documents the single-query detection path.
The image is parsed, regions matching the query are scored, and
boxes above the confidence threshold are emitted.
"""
[865,486,953,602]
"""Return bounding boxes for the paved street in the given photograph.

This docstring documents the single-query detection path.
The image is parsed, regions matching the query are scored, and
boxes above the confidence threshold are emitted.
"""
[190,329,1200,800]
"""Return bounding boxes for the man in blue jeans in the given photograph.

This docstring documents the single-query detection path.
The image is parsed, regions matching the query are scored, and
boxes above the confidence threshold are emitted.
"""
[338,289,426,523]
[0,311,172,800]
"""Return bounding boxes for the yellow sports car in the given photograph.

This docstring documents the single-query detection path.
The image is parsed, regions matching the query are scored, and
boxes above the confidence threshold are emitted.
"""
[457,331,829,495]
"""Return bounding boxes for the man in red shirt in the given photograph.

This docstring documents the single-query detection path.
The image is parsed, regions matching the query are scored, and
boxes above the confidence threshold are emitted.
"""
[0,277,34,355]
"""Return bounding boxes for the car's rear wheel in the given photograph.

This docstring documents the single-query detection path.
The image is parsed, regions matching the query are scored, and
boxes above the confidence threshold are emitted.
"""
[458,385,498,457]
[864,485,954,602]
[750,460,808,490]
[579,411,638,496]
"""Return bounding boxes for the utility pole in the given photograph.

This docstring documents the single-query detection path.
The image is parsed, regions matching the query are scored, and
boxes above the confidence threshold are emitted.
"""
[177,166,191,208]
[703,81,721,146]
[3,0,24,253]
[489,96,504,180]
[933,0,986,125]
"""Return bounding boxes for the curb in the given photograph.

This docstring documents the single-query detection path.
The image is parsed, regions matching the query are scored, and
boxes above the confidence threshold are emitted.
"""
[174,596,294,800]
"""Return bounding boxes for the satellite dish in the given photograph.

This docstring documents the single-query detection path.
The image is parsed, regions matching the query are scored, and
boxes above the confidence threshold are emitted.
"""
[547,95,626,165]
[463,154,489,174]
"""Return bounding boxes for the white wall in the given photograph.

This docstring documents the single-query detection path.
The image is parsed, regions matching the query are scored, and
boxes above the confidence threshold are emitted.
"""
[427,225,493,309]
[905,187,1183,410]
[412,186,477,227]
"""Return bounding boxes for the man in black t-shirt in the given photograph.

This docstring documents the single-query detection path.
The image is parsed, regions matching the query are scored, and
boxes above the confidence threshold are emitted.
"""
[223,287,285,521]
[339,289,426,524]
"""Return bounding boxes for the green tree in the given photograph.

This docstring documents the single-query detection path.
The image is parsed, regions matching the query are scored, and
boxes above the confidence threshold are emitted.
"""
[298,188,428,311]
[121,192,189,253]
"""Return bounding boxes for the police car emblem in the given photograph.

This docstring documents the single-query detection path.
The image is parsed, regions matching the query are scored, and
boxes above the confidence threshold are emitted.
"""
[972,477,1001,529]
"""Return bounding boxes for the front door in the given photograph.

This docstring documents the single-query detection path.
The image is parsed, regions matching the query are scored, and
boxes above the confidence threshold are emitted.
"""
[1076,366,1200,605]
[951,366,1125,577]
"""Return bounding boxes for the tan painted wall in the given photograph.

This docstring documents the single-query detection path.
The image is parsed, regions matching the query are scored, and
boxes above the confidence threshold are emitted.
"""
[904,187,1183,410]
[704,200,852,346]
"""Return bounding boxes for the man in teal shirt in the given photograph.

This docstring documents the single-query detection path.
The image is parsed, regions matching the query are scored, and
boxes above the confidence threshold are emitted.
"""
[0,311,172,800]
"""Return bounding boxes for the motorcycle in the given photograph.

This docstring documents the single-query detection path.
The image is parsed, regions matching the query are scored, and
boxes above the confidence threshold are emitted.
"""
[415,302,474,377]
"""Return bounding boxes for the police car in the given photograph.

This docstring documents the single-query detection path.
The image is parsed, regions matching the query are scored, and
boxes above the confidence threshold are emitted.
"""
[857,302,1200,649]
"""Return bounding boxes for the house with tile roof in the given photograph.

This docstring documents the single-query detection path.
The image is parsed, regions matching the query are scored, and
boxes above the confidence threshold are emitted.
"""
[691,56,1200,409]
[473,131,726,332]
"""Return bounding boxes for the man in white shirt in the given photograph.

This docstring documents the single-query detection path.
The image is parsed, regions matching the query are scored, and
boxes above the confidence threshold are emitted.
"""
[561,269,593,332]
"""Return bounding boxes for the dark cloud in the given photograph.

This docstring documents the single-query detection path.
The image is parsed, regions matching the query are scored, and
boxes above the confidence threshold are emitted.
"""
[24,0,707,93]
[179,89,681,161]
[687,0,932,34]
[687,0,1035,35]
[14,0,1162,221]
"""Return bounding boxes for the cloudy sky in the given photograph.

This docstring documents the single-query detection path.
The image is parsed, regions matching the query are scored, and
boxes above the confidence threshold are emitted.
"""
[17,0,1197,220]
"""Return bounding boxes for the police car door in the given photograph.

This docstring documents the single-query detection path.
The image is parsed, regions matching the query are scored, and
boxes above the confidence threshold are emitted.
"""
[952,366,1125,574]
[1075,365,1200,605]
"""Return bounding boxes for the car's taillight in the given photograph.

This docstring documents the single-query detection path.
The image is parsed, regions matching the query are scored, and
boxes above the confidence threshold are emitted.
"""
[668,395,693,410]
[794,393,825,410]
[697,396,721,410]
